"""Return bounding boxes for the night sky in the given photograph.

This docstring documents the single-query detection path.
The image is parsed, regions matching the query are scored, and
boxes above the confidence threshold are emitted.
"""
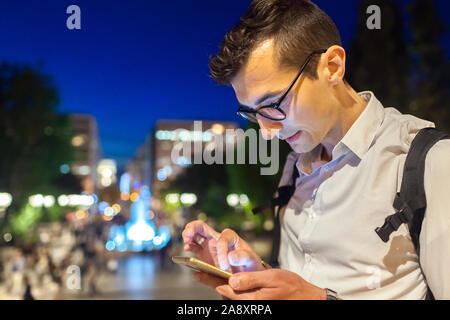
[1,0,449,168]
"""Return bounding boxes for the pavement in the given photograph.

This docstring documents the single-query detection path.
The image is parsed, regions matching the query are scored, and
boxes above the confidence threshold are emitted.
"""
[65,254,222,300]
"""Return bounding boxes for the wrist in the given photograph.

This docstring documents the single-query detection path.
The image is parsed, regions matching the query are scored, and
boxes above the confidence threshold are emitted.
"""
[319,288,328,300]
[302,284,327,300]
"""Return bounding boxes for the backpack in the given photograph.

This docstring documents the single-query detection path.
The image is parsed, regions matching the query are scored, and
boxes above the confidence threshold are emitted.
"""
[252,127,450,300]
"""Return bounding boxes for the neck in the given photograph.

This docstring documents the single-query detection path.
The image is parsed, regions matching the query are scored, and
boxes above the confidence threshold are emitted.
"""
[321,81,368,160]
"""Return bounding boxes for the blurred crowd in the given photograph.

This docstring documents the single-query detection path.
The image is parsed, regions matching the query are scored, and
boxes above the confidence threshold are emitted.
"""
[0,218,115,300]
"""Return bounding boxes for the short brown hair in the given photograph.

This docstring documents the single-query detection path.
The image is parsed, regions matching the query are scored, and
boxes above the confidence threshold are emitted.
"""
[209,0,342,85]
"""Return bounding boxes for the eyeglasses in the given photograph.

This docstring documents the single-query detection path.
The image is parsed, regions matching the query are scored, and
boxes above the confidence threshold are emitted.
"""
[236,49,327,123]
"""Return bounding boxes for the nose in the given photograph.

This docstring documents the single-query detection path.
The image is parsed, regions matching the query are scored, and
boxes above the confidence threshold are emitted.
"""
[256,115,282,140]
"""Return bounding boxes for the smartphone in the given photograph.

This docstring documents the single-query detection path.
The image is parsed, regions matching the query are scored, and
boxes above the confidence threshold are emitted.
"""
[171,256,232,279]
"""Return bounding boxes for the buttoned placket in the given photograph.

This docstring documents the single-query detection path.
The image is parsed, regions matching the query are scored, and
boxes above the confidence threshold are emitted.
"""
[296,156,344,281]
[297,182,321,281]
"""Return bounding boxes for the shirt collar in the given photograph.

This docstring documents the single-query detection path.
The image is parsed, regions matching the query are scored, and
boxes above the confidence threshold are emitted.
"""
[332,91,384,161]
[296,91,385,176]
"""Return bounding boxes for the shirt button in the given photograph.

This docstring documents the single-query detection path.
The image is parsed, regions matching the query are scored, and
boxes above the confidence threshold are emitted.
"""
[305,254,312,264]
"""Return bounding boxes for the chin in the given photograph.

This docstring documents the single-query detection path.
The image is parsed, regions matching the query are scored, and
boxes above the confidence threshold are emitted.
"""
[289,143,315,154]
[288,134,318,153]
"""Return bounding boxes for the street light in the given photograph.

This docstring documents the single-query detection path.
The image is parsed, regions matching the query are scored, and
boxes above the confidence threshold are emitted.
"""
[239,194,249,206]
[43,195,55,208]
[165,193,180,204]
[226,194,239,207]
[3,233,12,242]
[68,194,94,207]
[180,193,197,206]
[58,195,69,206]
[227,194,249,207]
[0,193,12,208]
[29,194,45,207]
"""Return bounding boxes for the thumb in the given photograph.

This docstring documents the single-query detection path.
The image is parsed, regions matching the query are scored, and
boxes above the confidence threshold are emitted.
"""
[228,249,260,270]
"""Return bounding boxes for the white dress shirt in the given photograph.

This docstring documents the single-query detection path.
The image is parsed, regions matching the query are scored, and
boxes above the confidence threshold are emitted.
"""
[277,91,450,299]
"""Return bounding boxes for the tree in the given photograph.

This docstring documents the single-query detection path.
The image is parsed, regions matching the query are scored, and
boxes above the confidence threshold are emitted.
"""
[162,162,230,221]
[408,0,450,131]
[0,62,76,230]
[225,122,291,208]
[347,0,411,111]
[347,0,450,132]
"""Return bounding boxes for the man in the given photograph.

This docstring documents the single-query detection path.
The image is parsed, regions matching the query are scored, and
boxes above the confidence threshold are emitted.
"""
[182,0,450,299]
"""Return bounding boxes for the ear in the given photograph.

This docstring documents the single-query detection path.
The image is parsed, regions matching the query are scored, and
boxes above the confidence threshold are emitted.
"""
[322,45,346,86]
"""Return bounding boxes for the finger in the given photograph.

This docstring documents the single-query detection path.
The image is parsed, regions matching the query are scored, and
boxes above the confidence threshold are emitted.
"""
[183,242,202,254]
[228,249,259,270]
[228,270,275,291]
[215,284,258,300]
[216,228,239,271]
[182,221,205,243]
[193,271,227,289]
[182,220,220,244]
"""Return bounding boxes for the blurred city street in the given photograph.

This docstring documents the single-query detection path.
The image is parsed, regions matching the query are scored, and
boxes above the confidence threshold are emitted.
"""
[67,254,222,300]
[0,246,222,300]
[0,219,271,300]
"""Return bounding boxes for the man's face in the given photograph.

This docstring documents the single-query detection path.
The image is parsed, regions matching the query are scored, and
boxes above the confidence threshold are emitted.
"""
[231,39,337,154]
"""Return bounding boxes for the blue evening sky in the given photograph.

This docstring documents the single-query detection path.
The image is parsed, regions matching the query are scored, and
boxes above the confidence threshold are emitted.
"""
[0,0,449,167]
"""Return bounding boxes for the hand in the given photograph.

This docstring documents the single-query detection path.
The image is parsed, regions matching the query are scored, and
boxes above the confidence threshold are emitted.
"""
[215,269,327,300]
[215,228,265,273]
[183,221,266,296]
[182,221,264,273]
[192,272,230,300]
[182,220,221,268]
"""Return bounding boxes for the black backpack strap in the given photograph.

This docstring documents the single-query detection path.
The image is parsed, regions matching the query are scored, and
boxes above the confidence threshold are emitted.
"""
[252,158,300,267]
[251,185,297,215]
[375,128,450,247]
[403,128,450,253]
[375,127,450,300]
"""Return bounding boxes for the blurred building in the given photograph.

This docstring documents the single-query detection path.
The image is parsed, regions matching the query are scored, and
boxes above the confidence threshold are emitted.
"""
[126,120,238,201]
[127,138,152,192]
[69,114,101,193]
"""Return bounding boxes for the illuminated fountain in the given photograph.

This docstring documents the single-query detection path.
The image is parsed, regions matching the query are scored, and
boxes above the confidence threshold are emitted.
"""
[125,196,156,252]
[106,184,171,252]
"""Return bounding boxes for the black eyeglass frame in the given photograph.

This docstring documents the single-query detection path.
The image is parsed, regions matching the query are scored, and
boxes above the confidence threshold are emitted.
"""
[236,49,327,123]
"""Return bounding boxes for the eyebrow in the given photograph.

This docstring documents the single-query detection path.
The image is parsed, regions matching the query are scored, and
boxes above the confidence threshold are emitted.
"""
[240,91,284,109]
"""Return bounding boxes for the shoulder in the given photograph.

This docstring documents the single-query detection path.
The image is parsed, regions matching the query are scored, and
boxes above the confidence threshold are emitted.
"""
[372,107,436,153]
[425,138,450,170]
[420,135,450,299]
[421,131,450,220]
[423,136,450,197]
